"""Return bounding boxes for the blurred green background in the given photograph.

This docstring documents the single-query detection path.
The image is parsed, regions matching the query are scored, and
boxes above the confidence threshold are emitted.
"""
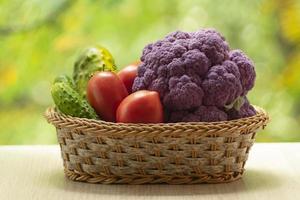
[0,0,300,144]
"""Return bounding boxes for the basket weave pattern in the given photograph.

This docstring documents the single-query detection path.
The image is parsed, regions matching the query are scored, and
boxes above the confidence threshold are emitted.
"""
[45,106,269,184]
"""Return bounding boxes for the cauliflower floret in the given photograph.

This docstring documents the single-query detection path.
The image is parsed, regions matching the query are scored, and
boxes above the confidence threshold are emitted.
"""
[229,50,256,95]
[227,97,256,120]
[168,106,228,122]
[190,29,229,65]
[202,60,243,107]
[163,75,204,110]
[167,49,210,77]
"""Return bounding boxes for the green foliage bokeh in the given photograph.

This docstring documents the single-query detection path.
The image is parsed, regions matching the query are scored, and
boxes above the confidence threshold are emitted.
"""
[0,0,300,144]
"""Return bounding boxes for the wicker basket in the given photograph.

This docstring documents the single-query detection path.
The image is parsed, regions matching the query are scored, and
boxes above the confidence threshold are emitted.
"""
[45,106,269,184]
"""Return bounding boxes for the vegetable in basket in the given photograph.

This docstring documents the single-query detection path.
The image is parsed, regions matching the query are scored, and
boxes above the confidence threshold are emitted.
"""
[117,62,139,94]
[132,28,257,122]
[73,45,117,97]
[116,90,163,123]
[51,75,98,119]
[87,71,128,122]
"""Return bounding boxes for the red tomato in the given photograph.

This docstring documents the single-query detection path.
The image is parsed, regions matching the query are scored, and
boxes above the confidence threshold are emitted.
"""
[116,90,163,123]
[117,64,138,94]
[87,71,128,122]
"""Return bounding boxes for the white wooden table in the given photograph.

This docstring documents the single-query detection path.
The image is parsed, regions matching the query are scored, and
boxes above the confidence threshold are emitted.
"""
[0,143,299,200]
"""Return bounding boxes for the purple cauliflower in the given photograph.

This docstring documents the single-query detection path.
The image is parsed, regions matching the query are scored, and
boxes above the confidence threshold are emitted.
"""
[227,97,256,120]
[132,28,256,122]
[202,60,243,107]
[229,50,256,95]
[163,75,204,110]
[168,106,228,122]
[189,29,229,65]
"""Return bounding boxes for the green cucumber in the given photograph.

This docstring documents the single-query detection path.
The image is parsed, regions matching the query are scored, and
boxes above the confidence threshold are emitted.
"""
[51,75,98,119]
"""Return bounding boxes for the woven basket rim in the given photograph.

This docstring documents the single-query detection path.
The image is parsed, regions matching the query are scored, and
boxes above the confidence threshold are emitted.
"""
[45,105,268,130]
